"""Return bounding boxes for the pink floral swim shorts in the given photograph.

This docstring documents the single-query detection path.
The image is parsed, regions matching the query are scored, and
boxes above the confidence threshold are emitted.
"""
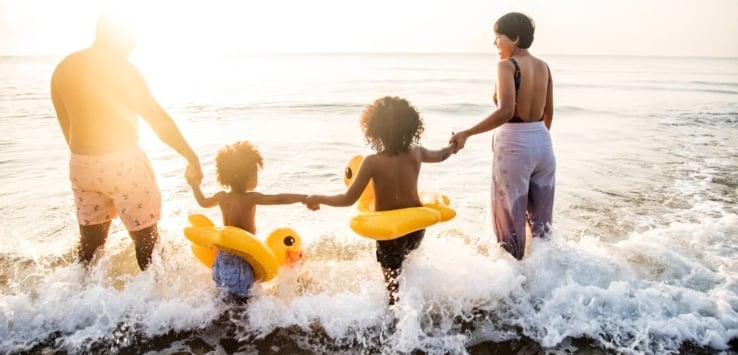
[69,147,161,231]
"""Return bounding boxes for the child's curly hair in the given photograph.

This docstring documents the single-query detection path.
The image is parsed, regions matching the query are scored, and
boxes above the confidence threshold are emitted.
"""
[360,96,424,155]
[215,140,264,192]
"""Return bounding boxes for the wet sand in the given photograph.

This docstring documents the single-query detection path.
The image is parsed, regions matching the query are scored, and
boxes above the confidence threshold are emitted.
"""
[22,310,737,355]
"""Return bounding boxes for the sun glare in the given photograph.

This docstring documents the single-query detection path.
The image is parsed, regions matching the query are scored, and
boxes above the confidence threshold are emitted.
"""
[133,5,230,66]
[105,1,250,109]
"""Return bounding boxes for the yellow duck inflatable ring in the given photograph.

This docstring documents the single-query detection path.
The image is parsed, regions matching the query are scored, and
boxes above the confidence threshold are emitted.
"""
[344,155,456,241]
[184,214,303,282]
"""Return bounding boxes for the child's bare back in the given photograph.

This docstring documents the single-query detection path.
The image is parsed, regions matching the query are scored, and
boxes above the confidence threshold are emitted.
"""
[356,147,457,211]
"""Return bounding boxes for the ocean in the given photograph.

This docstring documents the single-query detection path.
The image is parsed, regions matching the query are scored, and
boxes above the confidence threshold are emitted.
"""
[1,53,737,354]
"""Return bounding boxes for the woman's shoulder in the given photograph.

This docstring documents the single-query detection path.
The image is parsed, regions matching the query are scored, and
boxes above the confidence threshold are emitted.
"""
[497,58,518,67]
[529,55,550,69]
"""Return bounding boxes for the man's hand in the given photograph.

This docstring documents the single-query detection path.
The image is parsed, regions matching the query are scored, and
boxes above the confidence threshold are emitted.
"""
[185,164,203,186]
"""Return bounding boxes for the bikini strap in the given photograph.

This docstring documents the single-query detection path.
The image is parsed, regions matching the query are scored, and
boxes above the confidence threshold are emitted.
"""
[507,58,523,122]
[508,58,521,95]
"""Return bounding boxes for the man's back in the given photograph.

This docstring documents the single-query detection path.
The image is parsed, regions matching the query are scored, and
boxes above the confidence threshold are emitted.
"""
[51,48,145,155]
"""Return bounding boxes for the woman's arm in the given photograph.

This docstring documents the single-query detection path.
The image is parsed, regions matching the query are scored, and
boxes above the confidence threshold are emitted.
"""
[543,66,554,130]
[450,60,516,152]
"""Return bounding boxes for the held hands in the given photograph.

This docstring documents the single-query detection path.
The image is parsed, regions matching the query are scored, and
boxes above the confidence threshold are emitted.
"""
[449,131,470,154]
[185,164,203,187]
[303,195,321,211]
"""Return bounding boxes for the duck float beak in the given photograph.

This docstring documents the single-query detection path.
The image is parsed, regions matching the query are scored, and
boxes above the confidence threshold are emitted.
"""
[285,249,303,266]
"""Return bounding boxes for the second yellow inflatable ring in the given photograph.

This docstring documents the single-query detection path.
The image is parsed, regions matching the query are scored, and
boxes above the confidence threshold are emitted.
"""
[184,214,302,282]
[343,155,456,241]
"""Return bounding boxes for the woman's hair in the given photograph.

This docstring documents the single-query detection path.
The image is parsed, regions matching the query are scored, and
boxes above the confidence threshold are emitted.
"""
[215,140,263,191]
[360,96,424,155]
[494,12,535,49]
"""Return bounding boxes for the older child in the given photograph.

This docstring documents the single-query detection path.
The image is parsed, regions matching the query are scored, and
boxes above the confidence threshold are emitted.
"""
[304,96,455,305]
[187,140,306,302]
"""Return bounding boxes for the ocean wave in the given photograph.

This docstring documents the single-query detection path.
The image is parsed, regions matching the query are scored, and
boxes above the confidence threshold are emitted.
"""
[558,82,738,96]
[2,222,737,354]
[666,110,738,127]
[423,102,490,114]
[184,102,365,115]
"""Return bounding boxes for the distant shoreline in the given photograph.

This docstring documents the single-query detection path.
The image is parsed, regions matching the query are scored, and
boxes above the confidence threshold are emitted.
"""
[2,52,738,60]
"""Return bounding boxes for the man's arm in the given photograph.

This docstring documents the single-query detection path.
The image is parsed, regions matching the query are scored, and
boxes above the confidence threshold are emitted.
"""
[135,71,202,183]
[50,74,71,147]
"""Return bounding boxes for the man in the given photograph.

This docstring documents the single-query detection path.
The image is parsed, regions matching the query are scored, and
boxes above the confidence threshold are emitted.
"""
[51,13,203,270]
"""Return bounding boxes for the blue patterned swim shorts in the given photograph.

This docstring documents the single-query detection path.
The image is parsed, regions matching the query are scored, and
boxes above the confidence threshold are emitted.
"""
[212,251,254,300]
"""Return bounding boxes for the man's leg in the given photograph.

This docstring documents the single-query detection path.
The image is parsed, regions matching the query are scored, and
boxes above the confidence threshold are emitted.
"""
[78,221,111,267]
[129,224,159,270]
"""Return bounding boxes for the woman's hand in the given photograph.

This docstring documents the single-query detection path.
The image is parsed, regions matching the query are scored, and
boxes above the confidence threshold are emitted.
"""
[449,131,470,153]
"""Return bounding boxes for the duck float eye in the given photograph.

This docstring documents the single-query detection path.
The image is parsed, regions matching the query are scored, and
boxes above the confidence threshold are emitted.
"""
[283,236,295,246]
[344,167,353,179]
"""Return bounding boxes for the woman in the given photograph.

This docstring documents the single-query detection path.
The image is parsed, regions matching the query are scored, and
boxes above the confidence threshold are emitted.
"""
[450,12,555,260]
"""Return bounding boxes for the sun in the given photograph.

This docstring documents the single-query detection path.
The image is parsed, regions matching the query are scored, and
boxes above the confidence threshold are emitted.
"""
[87,1,240,150]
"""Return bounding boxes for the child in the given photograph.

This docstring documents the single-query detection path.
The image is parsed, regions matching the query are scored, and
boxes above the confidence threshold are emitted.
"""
[304,96,455,305]
[187,140,307,302]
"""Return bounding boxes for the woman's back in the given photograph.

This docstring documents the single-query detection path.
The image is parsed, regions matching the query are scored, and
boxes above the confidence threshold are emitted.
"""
[508,54,550,122]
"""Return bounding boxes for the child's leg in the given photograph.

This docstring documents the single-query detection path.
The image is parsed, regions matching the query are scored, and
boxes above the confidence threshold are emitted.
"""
[382,267,401,305]
[375,229,425,305]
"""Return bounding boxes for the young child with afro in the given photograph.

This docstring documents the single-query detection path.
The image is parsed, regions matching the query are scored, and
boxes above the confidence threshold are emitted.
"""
[304,96,456,305]
[187,140,307,302]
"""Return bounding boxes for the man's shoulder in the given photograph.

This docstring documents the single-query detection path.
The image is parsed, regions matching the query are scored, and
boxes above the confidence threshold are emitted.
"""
[53,49,89,74]
[59,48,90,63]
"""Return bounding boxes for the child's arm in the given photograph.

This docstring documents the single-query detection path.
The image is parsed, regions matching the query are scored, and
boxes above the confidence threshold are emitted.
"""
[419,142,456,163]
[251,193,307,205]
[305,156,374,208]
[187,178,221,208]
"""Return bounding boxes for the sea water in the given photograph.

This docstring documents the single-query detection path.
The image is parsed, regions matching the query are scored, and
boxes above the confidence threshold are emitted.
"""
[0,53,737,354]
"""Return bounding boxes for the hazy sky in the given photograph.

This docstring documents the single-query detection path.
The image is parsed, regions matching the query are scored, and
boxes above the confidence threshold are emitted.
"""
[1,0,737,57]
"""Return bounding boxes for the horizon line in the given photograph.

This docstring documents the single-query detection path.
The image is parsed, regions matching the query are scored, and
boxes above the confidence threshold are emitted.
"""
[1,51,737,60]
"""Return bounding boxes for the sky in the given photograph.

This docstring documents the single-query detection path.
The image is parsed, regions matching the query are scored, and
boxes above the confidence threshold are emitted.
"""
[1,0,737,58]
